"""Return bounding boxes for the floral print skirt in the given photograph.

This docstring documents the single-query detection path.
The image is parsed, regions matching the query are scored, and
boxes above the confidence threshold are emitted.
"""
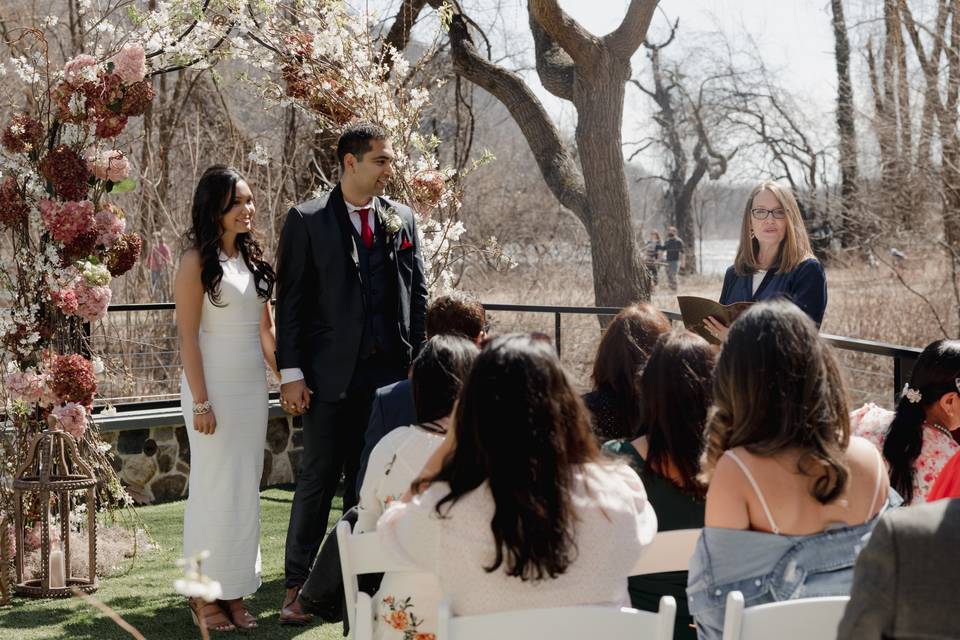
[373,571,442,640]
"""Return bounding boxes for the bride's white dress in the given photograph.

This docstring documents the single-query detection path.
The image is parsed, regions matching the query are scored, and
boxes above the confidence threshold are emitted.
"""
[181,252,267,599]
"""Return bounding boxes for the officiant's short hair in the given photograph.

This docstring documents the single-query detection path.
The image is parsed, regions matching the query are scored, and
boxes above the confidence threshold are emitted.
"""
[337,122,387,169]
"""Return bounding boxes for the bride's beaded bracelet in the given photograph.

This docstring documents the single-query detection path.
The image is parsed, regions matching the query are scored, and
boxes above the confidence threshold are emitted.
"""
[192,400,212,415]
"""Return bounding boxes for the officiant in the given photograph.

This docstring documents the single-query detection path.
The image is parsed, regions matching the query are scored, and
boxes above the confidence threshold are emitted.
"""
[703,181,827,341]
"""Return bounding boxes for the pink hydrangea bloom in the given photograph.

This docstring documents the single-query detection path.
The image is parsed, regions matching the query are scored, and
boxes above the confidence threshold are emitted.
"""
[64,54,97,84]
[50,287,80,314]
[74,282,111,322]
[86,149,130,183]
[94,206,126,247]
[111,44,146,84]
[51,402,88,439]
[40,199,96,245]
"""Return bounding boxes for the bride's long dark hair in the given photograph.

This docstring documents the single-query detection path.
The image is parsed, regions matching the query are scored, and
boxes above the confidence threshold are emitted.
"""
[184,165,276,305]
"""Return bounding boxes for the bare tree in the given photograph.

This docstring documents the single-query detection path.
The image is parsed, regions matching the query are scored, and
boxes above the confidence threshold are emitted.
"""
[629,25,737,274]
[831,0,861,247]
[389,0,660,306]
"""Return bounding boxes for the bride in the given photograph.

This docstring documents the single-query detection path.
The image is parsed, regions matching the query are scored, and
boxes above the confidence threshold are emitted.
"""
[175,165,278,631]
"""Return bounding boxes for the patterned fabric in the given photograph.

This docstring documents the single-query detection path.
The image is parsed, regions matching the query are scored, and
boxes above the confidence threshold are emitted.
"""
[851,403,959,504]
[356,425,445,640]
[582,388,634,441]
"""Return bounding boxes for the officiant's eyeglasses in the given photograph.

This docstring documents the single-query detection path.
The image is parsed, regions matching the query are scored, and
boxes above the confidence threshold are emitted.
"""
[750,207,787,220]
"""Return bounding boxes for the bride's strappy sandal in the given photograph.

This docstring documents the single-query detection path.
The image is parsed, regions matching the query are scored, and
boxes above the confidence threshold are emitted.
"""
[221,599,258,630]
[189,598,236,633]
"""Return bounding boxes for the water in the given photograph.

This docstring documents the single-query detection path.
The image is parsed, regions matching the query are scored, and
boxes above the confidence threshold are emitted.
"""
[697,238,739,275]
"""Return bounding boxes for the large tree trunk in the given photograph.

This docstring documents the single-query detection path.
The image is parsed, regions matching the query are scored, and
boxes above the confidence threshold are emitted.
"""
[574,53,647,305]
[415,0,657,306]
[831,0,860,247]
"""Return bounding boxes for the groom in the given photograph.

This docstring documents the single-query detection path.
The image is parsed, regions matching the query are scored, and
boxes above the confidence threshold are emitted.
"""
[274,122,428,624]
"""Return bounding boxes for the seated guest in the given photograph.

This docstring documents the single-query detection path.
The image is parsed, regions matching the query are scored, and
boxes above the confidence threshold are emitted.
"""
[928,448,960,500]
[703,181,826,342]
[851,339,960,504]
[379,333,658,616]
[838,499,960,638]
[584,303,671,440]
[687,301,893,640]
[356,335,478,640]
[356,292,486,492]
[604,330,714,640]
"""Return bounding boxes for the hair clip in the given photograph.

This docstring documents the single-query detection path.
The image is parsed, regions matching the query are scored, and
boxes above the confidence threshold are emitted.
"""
[902,383,922,404]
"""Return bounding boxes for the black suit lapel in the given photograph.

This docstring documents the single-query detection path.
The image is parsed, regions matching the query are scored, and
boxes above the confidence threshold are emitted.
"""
[330,185,361,278]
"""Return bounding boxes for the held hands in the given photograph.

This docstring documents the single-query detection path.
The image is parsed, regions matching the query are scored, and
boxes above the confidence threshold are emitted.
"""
[703,316,729,342]
[280,379,312,416]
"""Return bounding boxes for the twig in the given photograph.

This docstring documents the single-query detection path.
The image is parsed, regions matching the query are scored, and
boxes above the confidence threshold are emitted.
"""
[868,242,951,339]
[71,587,148,640]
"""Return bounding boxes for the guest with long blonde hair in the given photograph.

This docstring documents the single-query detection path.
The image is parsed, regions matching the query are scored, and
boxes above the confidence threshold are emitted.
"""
[703,181,826,341]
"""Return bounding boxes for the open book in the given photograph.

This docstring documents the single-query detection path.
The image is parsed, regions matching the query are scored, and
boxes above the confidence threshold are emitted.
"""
[677,296,753,345]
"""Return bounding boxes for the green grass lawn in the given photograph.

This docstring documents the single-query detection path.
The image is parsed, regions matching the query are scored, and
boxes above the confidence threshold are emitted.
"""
[0,488,345,640]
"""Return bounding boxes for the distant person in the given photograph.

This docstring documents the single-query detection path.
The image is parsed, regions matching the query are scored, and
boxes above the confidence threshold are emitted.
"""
[687,301,893,640]
[583,304,671,440]
[838,499,960,639]
[663,226,685,292]
[851,339,960,504]
[356,292,487,493]
[146,230,173,301]
[642,229,663,287]
[604,329,715,640]
[703,181,826,342]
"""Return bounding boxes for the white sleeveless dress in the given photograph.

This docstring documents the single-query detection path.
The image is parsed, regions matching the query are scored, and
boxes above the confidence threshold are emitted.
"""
[181,252,267,599]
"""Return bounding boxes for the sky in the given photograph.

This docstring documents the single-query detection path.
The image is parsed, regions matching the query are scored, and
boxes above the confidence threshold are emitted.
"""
[361,0,843,171]
[525,1,839,144]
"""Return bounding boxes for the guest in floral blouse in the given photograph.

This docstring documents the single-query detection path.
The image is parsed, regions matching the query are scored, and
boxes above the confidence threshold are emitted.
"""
[852,339,960,504]
[356,334,479,640]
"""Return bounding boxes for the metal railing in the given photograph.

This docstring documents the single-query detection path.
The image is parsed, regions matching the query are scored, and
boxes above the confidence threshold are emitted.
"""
[92,302,921,412]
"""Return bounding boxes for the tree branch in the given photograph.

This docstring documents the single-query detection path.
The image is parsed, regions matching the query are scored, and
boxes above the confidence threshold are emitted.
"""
[382,0,428,73]
[530,15,574,100]
[430,4,589,219]
[605,0,658,59]
[528,0,599,66]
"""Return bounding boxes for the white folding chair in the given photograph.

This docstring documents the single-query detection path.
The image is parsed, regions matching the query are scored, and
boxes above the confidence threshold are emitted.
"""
[336,519,418,640]
[721,590,849,640]
[630,528,702,575]
[436,596,677,640]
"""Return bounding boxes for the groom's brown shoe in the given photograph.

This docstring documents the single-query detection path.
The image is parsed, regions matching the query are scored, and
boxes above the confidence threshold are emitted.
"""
[279,586,313,626]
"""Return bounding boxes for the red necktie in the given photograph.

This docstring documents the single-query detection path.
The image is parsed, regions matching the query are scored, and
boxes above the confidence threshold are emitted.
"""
[357,208,373,249]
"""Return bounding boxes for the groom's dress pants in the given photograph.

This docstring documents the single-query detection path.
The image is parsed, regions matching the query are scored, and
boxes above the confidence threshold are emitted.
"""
[284,352,405,588]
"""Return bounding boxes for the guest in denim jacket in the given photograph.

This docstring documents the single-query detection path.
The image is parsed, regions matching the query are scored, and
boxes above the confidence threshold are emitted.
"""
[688,301,895,640]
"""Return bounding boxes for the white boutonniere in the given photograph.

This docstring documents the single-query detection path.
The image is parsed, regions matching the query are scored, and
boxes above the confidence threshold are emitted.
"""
[379,206,404,236]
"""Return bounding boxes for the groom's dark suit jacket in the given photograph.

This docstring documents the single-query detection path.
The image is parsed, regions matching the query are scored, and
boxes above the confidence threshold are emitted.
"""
[275,184,428,401]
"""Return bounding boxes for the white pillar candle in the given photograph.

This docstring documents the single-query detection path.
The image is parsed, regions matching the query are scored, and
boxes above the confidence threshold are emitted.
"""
[49,547,66,588]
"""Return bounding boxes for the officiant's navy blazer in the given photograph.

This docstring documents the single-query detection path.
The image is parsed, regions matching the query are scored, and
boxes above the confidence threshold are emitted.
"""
[719,257,827,326]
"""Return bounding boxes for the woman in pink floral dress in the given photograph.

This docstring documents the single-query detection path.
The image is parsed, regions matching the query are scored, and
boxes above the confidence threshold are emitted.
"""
[852,339,960,504]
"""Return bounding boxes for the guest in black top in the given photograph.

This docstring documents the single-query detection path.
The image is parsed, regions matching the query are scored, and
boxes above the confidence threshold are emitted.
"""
[604,329,715,640]
[704,181,827,342]
[583,304,671,440]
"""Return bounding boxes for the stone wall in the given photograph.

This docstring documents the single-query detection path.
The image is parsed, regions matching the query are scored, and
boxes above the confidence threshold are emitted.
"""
[99,414,303,504]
